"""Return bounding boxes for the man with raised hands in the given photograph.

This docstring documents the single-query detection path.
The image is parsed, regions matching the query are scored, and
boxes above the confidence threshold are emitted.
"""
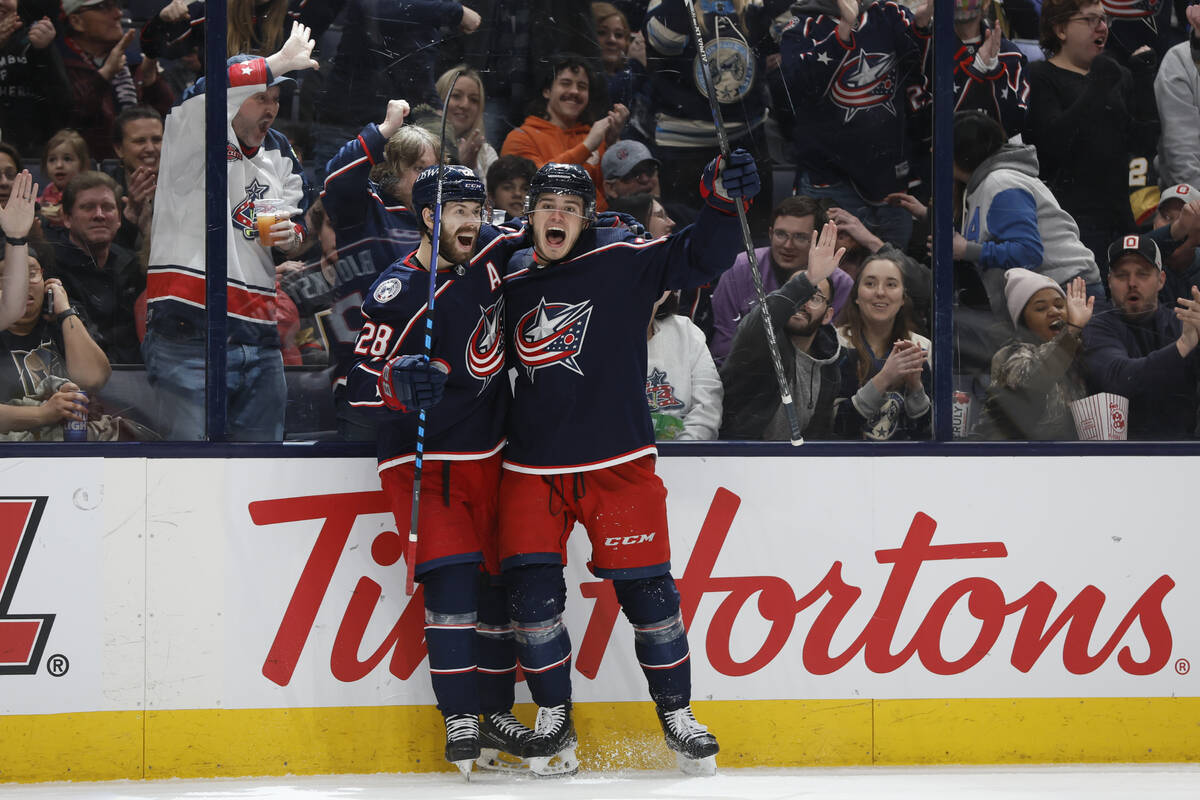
[143,22,316,440]
[498,152,760,777]
[344,165,534,778]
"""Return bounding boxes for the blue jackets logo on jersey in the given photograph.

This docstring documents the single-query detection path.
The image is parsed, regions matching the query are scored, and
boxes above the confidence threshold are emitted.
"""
[373,277,404,303]
[830,51,898,121]
[1103,0,1161,23]
[466,297,505,392]
[693,37,755,104]
[515,297,593,380]
[231,178,271,240]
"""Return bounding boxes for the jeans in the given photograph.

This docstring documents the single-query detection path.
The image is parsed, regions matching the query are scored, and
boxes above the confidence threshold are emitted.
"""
[142,332,286,441]
[796,173,914,251]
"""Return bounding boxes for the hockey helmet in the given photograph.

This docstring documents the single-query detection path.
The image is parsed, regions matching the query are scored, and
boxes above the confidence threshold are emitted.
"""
[410,164,486,216]
[525,163,596,220]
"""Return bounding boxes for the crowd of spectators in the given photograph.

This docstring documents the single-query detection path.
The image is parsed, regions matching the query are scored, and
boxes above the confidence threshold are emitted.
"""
[3,0,1200,442]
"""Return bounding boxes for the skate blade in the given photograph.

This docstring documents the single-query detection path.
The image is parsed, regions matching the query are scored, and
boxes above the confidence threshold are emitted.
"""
[475,747,529,773]
[452,758,475,780]
[676,752,717,777]
[527,747,579,778]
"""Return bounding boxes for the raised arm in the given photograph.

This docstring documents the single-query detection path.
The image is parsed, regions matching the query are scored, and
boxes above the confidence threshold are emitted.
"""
[0,171,38,330]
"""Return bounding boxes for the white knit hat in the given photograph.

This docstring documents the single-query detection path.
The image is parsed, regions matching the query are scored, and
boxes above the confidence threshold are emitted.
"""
[1003,268,1064,330]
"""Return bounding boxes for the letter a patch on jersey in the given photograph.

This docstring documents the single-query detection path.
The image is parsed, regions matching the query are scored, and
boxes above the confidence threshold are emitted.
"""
[515,297,593,381]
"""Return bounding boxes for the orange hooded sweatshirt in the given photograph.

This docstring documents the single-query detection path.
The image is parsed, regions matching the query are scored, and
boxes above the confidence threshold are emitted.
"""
[501,115,609,212]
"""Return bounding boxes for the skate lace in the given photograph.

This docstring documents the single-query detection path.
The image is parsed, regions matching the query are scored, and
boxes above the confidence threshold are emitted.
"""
[445,714,479,743]
[535,705,568,735]
[663,706,709,741]
[490,711,532,740]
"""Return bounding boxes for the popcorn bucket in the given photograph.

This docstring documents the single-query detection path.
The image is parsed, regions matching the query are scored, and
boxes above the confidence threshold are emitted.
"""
[1069,393,1129,441]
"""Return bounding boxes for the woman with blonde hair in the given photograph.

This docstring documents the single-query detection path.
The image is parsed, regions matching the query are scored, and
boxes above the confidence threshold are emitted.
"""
[435,66,499,186]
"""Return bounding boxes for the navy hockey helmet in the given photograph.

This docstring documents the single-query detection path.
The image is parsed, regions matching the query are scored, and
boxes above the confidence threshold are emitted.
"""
[525,162,596,220]
[410,164,486,216]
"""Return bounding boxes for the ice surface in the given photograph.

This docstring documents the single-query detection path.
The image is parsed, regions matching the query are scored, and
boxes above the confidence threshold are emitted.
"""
[3,765,1200,800]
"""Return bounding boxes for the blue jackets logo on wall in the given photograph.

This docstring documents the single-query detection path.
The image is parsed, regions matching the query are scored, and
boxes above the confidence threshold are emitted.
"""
[694,37,755,104]
[830,50,898,121]
[231,178,270,240]
[515,297,593,380]
[466,297,505,392]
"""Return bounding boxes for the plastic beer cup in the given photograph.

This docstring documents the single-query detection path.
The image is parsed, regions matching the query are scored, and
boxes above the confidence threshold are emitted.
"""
[255,198,283,247]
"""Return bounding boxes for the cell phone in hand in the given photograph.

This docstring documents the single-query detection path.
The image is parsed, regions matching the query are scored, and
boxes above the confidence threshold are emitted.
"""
[44,286,53,317]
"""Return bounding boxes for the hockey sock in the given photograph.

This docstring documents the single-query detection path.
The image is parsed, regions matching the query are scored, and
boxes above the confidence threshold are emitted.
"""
[614,574,691,710]
[506,564,572,707]
[476,572,518,715]
[422,562,481,716]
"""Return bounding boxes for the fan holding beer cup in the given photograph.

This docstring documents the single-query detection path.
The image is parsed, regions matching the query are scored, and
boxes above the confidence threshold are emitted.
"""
[253,197,302,251]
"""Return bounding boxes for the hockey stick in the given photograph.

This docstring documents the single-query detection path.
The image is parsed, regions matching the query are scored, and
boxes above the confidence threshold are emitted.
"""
[406,68,466,596]
[685,2,804,446]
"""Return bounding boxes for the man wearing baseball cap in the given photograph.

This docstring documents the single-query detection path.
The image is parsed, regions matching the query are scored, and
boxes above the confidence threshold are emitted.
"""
[601,140,661,201]
[59,0,174,159]
[1081,233,1200,439]
[1146,184,1200,286]
[142,23,318,440]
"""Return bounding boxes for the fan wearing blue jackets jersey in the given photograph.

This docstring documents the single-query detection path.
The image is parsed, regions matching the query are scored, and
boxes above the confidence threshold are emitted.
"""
[321,99,440,439]
[343,166,535,778]
[780,0,930,249]
[498,155,758,777]
[143,23,316,440]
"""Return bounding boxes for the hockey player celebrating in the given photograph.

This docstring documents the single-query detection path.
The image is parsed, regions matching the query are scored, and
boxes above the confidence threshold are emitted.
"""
[344,165,532,778]
[498,153,760,776]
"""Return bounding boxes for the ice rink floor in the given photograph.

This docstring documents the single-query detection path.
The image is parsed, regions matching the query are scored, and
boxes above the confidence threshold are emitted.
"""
[3,765,1200,800]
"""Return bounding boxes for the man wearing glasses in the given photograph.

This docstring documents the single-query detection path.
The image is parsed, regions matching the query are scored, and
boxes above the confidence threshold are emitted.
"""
[59,0,173,159]
[719,221,845,441]
[708,195,851,364]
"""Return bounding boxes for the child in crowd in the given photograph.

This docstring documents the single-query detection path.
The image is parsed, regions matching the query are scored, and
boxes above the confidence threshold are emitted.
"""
[38,129,90,232]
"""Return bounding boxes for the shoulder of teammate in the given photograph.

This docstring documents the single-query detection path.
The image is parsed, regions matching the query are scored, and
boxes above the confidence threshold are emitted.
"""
[361,256,425,322]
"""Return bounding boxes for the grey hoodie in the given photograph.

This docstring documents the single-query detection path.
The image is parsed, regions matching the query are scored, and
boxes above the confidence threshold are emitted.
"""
[961,144,1100,318]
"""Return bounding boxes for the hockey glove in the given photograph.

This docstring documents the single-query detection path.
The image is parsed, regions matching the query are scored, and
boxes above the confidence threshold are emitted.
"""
[596,210,647,238]
[700,148,760,214]
[378,355,449,412]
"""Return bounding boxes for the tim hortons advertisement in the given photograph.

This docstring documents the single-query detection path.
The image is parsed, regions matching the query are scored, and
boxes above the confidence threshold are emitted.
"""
[182,456,1192,711]
[0,458,129,717]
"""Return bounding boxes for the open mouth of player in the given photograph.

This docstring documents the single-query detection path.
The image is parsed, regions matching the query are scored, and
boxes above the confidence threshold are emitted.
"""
[546,227,567,247]
[456,232,475,248]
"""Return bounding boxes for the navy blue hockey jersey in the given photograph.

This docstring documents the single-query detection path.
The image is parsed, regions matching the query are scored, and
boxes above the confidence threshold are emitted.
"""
[321,123,423,391]
[780,0,928,202]
[502,205,743,473]
[345,225,527,471]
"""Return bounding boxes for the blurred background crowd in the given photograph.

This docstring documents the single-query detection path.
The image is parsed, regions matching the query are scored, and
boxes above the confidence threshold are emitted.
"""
[2,0,1200,442]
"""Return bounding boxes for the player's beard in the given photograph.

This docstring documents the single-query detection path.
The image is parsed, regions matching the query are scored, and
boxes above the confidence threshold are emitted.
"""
[439,222,478,265]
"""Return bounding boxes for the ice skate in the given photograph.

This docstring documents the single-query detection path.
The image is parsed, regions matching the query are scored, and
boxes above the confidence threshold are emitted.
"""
[475,710,534,773]
[657,705,718,776]
[523,702,579,777]
[443,713,481,780]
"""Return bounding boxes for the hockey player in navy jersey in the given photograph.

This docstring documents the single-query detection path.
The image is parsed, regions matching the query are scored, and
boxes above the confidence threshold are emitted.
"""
[344,165,534,778]
[322,99,440,439]
[498,154,759,776]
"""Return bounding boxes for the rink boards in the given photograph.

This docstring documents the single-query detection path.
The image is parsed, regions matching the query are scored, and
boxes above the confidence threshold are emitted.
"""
[0,455,1198,781]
